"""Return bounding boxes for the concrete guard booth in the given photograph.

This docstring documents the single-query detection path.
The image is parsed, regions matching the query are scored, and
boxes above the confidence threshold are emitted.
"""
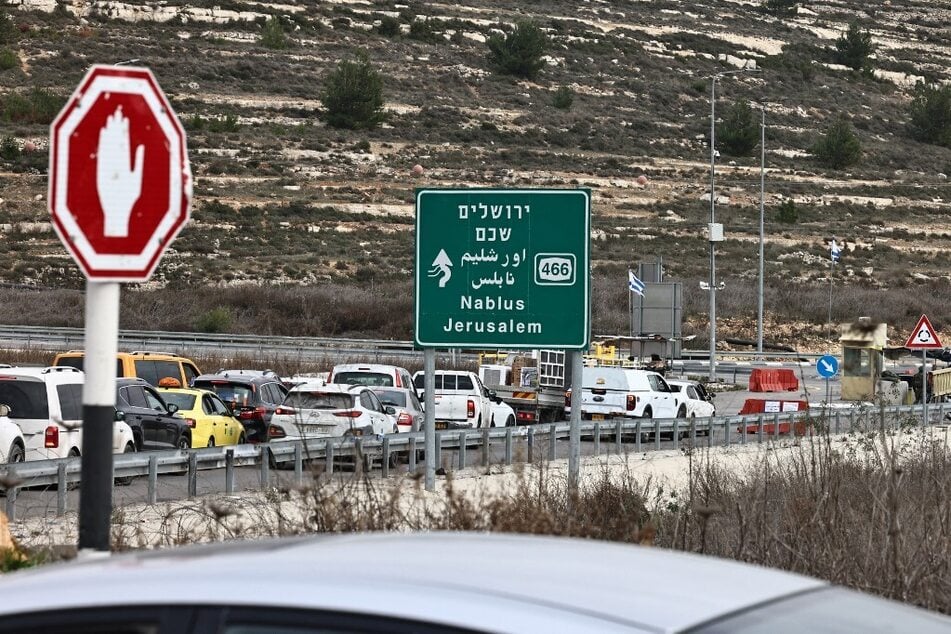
[839,320,886,401]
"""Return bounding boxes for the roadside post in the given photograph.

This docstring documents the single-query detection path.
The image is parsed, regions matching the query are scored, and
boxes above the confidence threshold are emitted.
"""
[49,65,191,552]
[904,314,942,426]
[816,354,839,407]
[415,189,590,491]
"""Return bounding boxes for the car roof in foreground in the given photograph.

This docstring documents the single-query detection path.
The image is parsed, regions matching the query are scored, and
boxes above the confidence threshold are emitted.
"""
[0,532,825,632]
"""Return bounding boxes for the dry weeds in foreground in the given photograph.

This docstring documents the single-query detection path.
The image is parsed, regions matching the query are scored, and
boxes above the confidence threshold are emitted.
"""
[99,420,951,615]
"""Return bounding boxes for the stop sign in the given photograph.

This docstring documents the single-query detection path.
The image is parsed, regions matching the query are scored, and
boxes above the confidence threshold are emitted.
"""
[49,65,192,282]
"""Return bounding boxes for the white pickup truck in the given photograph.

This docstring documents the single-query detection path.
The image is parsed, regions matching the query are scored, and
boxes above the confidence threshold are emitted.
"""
[412,370,499,429]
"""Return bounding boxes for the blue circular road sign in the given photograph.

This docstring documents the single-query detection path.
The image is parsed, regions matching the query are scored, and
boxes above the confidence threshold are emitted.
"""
[816,355,839,378]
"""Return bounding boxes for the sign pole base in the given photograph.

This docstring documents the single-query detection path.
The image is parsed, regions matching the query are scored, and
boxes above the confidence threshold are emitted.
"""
[77,281,119,553]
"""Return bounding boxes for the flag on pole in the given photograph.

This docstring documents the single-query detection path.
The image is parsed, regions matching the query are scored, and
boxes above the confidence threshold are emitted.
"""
[628,270,645,297]
[830,239,842,263]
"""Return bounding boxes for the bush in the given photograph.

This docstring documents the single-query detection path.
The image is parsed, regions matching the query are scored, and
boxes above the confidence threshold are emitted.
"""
[0,47,16,71]
[194,307,232,333]
[718,100,759,156]
[762,0,798,15]
[376,15,400,37]
[408,19,440,44]
[835,21,874,73]
[812,116,862,169]
[260,16,288,49]
[320,52,385,130]
[552,85,573,110]
[0,136,19,160]
[0,12,16,45]
[907,82,951,148]
[486,20,547,80]
[776,199,798,224]
[1,88,65,124]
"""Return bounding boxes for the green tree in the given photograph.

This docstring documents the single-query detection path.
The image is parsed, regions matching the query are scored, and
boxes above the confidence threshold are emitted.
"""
[835,21,874,72]
[260,16,288,50]
[776,199,798,224]
[762,0,798,16]
[376,15,400,37]
[320,52,385,130]
[812,116,862,169]
[718,100,759,156]
[408,19,441,44]
[908,82,951,148]
[486,20,547,80]
[552,85,573,110]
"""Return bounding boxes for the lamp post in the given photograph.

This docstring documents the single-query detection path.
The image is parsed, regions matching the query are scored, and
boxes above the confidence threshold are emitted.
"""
[757,104,765,358]
[706,67,759,383]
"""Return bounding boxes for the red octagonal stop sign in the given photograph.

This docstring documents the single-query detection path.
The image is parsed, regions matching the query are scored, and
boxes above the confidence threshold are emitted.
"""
[49,65,192,282]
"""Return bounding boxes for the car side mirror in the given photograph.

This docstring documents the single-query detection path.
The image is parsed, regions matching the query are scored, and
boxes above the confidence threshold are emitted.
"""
[385,406,396,415]
[167,403,179,414]
[114,409,125,422]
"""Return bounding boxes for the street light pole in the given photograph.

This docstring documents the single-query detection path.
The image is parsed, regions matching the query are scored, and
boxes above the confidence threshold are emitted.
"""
[706,67,759,383]
[757,105,765,357]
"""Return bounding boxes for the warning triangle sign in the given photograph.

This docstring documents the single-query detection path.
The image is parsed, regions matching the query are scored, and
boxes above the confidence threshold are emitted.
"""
[905,314,943,349]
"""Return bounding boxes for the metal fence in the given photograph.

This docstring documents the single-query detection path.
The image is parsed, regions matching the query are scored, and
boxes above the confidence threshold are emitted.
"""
[1,403,942,521]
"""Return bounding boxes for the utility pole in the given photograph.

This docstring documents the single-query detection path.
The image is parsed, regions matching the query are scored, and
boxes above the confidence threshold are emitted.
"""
[757,105,765,358]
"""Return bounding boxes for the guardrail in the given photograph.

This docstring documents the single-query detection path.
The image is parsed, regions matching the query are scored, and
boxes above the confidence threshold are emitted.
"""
[2,402,941,521]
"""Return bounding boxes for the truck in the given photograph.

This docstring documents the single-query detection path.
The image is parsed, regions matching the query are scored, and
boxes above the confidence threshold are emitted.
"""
[411,370,497,429]
[478,350,568,425]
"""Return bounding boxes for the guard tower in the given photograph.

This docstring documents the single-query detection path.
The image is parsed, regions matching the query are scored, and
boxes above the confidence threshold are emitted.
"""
[839,319,886,401]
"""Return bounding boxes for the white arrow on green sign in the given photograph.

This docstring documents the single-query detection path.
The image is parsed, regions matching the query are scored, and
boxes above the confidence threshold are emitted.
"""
[414,188,590,349]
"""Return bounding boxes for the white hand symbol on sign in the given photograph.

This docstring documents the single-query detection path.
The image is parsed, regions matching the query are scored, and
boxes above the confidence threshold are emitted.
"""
[96,106,144,237]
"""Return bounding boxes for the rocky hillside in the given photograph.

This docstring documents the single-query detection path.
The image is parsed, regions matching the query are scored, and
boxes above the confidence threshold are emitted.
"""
[0,0,949,344]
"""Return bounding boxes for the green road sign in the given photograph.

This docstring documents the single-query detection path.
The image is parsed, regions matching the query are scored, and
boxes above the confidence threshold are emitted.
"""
[415,188,590,349]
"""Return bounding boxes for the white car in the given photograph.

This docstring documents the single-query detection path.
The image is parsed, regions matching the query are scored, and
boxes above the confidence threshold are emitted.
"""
[371,387,423,433]
[489,398,516,427]
[667,379,716,418]
[0,533,947,632]
[411,370,497,428]
[268,383,396,442]
[328,363,415,390]
[0,404,25,464]
[567,367,685,421]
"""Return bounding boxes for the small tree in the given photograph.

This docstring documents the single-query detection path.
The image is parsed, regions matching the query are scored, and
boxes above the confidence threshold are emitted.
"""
[718,100,759,156]
[812,116,862,169]
[260,16,288,50]
[0,12,16,45]
[486,20,547,80]
[376,15,400,37]
[320,52,385,130]
[762,0,798,16]
[776,199,798,224]
[835,21,874,73]
[408,19,441,44]
[552,86,573,110]
[908,82,951,149]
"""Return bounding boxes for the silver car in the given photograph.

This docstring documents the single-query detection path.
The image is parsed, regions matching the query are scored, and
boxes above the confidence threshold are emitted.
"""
[0,533,947,632]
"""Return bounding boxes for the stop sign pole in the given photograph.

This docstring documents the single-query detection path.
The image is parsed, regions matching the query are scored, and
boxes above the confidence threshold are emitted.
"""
[49,65,191,553]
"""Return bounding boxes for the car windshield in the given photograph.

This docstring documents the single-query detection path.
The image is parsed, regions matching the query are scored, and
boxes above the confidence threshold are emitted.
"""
[693,587,950,633]
[197,382,254,406]
[285,392,352,410]
[373,389,406,407]
[333,372,393,387]
[161,393,196,411]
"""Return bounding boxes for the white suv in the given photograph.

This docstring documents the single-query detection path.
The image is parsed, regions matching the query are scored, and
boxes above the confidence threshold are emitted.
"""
[566,367,685,421]
[329,364,415,390]
[268,383,396,442]
[412,370,498,429]
[0,366,135,461]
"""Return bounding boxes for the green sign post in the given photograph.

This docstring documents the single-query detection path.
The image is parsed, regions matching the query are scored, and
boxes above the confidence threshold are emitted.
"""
[415,188,590,349]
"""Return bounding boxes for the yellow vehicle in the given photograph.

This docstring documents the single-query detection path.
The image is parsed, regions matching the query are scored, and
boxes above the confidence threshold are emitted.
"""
[157,387,246,448]
[52,351,201,388]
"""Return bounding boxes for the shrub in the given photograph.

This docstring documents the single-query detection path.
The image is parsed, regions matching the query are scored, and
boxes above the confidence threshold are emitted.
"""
[486,20,547,80]
[835,21,874,73]
[812,116,862,169]
[776,199,798,224]
[194,307,232,333]
[320,52,386,130]
[260,16,288,50]
[552,85,573,110]
[0,12,16,45]
[762,0,798,15]
[376,15,400,37]
[408,19,440,44]
[0,88,65,124]
[907,82,951,148]
[0,47,16,71]
[718,100,759,156]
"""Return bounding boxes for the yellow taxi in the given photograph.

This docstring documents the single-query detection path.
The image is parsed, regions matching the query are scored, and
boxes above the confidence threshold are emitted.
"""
[157,385,246,448]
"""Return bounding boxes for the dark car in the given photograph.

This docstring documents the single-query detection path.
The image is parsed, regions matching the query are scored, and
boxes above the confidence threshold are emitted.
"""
[115,378,191,451]
[191,371,289,443]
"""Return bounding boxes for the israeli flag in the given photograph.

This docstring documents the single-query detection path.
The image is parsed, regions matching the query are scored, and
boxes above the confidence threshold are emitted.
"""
[628,270,646,297]
[831,239,842,263]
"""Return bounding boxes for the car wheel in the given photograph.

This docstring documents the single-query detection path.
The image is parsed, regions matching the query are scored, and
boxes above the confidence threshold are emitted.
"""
[506,415,515,427]
[677,405,687,418]
[207,436,216,448]
[115,443,135,486]
[178,434,191,450]
[642,407,653,419]
[490,415,496,428]
[67,448,81,490]
[238,433,247,444]
[7,441,24,464]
